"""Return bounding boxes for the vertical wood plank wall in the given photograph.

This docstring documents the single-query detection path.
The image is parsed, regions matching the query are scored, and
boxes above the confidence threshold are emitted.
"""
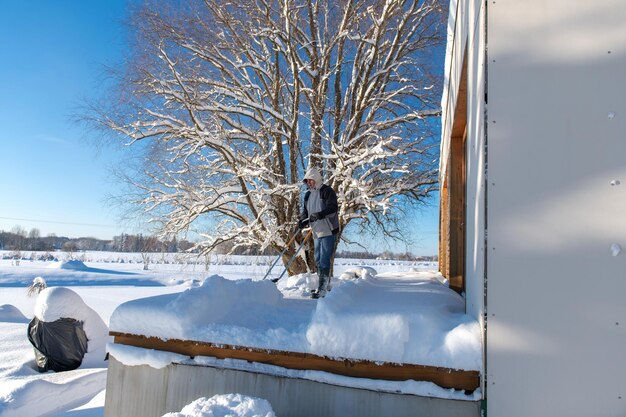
[439,180,449,276]
[440,51,468,295]
[449,129,466,293]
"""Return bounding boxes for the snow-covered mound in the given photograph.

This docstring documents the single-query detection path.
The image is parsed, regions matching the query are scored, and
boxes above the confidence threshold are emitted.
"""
[0,304,29,323]
[306,276,481,368]
[275,272,318,296]
[34,287,110,367]
[162,394,276,417]
[276,267,376,296]
[110,273,481,370]
[111,275,309,352]
[47,260,90,271]
[338,266,377,281]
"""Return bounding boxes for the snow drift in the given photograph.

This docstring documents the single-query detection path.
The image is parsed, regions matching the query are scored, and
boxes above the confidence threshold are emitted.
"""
[110,272,481,370]
[162,394,276,417]
[47,260,90,271]
[0,304,28,323]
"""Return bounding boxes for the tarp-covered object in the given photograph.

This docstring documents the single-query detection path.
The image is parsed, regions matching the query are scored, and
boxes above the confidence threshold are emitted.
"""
[27,317,88,372]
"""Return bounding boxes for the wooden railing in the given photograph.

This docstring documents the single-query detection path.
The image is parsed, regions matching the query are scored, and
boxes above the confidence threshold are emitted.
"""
[111,332,480,392]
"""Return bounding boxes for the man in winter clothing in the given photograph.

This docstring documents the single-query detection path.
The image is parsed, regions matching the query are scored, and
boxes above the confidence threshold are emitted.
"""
[298,166,340,298]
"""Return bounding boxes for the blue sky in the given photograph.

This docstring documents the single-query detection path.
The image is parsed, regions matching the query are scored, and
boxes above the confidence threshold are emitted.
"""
[0,1,440,255]
[0,0,131,239]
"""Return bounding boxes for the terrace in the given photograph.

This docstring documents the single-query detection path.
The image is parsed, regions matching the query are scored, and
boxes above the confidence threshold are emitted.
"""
[104,269,482,417]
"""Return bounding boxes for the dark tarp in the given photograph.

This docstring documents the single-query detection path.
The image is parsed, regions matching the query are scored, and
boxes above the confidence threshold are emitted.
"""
[27,317,88,372]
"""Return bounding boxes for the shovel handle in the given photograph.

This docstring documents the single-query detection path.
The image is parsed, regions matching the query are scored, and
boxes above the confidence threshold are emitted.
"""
[274,229,313,282]
[261,224,302,280]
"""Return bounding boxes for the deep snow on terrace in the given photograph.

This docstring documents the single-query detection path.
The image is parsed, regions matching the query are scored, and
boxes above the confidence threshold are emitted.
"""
[110,269,482,371]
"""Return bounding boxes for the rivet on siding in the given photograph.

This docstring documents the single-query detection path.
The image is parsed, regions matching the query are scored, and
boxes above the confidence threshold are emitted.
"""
[616,322,620,326]
[608,51,612,54]
[608,112,616,120]
[492,120,496,123]
[610,179,620,186]
[611,243,622,257]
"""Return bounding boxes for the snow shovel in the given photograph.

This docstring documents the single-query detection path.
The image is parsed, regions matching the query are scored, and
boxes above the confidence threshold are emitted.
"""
[271,229,312,283]
[262,225,301,281]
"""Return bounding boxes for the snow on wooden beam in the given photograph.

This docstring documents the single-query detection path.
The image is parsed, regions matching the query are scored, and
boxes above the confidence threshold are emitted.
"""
[110,332,480,392]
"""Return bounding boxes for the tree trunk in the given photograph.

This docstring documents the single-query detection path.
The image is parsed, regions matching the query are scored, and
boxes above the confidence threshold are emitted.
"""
[280,230,315,275]
[283,229,343,276]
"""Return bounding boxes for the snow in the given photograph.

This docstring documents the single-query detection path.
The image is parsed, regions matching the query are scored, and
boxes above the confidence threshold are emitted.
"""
[47,260,90,270]
[162,394,276,417]
[0,251,480,417]
[0,305,28,324]
[611,243,622,256]
[110,276,311,354]
[304,274,479,369]
[107,343,189,370]
[109,270,480,370]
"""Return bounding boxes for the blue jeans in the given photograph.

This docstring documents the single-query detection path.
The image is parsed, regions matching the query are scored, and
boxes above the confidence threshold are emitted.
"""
[314,234,336,270]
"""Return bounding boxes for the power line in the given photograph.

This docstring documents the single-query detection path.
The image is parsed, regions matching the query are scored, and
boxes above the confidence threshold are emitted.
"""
[0,216,117,229]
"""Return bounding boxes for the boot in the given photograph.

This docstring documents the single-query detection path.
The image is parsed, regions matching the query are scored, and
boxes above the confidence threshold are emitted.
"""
[326,268,332,292]
[311,268,328,299]
[321,267,333,292]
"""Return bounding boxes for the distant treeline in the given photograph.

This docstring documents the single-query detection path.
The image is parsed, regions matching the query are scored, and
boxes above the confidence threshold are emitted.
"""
[335,250,437,262]
[0,227,437,260]
[0,228,193,253]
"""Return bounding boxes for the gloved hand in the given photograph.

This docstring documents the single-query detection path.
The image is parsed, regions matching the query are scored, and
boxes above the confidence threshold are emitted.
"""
[309,212,324,222]
[298,218,309,229]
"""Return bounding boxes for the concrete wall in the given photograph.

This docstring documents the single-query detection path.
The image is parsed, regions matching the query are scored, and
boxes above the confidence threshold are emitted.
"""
[104,356,481,417]
[486,0,626,416]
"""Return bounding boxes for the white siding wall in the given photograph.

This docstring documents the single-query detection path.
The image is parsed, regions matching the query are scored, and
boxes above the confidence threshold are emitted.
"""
[463,0,486,359]
[442,0,487,385]
[486,0,626,416]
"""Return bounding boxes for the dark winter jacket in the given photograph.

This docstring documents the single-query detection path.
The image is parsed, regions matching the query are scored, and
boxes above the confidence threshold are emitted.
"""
[300,167,340,238]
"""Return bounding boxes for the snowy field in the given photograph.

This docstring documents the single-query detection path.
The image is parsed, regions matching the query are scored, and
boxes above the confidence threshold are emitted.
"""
[0,250,479,417]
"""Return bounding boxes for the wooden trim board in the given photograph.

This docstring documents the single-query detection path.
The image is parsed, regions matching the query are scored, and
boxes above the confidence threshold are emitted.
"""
[111,332,480,392]
[440,45,468,295]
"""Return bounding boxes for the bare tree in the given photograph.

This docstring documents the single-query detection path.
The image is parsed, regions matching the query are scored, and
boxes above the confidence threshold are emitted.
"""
[10,225,27,251]
[140,235,161,270]
[92,0,444,274]
[27,228,43,251]
[62,241,79,260]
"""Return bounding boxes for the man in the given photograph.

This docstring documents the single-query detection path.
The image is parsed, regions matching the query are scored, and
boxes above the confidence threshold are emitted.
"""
[298,166,340,298]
